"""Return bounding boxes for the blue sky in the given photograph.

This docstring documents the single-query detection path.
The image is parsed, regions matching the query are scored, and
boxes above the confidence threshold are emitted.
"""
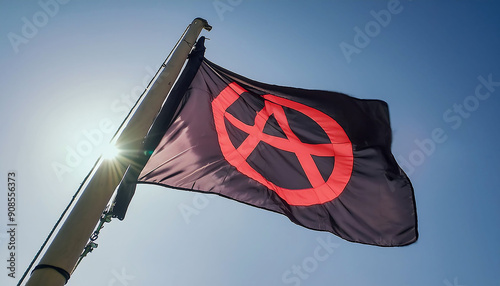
[1,1,499,285]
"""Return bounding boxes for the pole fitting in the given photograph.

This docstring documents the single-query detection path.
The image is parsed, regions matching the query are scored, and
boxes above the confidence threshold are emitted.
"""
[194,17,212,31]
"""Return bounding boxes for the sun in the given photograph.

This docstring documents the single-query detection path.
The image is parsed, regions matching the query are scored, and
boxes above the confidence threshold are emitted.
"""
[102,143,120,160]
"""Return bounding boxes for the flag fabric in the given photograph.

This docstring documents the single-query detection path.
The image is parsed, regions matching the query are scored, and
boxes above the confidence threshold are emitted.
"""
[136,37,418,247]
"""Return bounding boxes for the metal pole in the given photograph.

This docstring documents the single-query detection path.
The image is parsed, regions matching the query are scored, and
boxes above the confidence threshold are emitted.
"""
[25,18,211,286]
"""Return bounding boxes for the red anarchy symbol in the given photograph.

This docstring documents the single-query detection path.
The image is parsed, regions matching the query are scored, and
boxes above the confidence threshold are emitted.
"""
[212,82,353,206]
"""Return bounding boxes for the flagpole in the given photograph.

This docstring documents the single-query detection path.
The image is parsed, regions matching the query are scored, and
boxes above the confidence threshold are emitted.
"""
[25,18,211,286]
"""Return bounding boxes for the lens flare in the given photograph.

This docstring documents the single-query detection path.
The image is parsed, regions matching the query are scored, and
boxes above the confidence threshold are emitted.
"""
[102,143,120,160]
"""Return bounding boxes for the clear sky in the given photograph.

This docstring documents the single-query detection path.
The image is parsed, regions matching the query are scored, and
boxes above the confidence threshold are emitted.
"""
[1,1,499,285]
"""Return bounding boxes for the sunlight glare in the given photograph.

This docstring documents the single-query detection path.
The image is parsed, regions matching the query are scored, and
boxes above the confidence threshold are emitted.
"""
[102,143,120,160]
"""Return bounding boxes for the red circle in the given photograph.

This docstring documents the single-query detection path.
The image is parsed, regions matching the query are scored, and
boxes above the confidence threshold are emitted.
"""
[212,82,353,206]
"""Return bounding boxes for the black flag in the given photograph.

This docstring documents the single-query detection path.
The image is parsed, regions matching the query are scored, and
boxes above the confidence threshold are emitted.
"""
[135,38,418,247]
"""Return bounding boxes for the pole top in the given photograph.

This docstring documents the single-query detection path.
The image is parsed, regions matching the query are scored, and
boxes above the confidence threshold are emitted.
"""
[193,17,212,31]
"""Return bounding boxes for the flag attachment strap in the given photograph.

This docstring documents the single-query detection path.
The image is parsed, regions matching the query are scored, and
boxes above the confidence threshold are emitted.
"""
[73,206,113,271]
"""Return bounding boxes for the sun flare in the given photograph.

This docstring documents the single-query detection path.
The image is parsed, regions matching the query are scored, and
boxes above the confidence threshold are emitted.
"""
[102,143,120,160]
